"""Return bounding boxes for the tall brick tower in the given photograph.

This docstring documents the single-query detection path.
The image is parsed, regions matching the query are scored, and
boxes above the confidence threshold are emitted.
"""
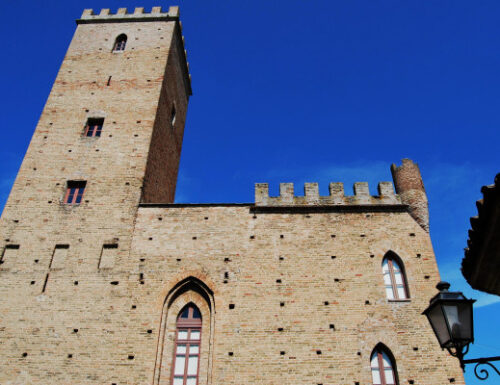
[1,6,190,264]
[0,7,191,383]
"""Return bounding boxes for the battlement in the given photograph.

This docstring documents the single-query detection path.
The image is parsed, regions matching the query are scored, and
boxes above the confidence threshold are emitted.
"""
[255,182,402,206]
[78,6,179,23]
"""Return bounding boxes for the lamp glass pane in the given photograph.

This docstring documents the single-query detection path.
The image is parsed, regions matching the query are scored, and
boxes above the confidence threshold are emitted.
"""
[441,300,474,345]
[428,304,451,347]
[443,304,461,340]
[456,301,473,341]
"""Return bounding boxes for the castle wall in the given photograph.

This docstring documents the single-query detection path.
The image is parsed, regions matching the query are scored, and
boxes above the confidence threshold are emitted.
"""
[125,204,462,385]
[0,6,465,385]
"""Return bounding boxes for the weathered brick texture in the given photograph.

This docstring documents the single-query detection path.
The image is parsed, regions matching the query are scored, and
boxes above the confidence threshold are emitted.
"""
[0,6,463,385]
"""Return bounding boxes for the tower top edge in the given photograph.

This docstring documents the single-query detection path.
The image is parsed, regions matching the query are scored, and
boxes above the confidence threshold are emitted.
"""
[77,6,180,24]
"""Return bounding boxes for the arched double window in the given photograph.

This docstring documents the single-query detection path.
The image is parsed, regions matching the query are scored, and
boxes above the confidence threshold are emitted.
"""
[113,34,127,52]
[382,252,409,300]
[171,304,202,385]
[370,345,398,385]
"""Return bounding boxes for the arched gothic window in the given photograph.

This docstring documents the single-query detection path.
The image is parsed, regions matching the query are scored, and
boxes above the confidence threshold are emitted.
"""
[171,304,202,385]
[382,252,409,300]
[113,34,127,52]
[370,346,398,385]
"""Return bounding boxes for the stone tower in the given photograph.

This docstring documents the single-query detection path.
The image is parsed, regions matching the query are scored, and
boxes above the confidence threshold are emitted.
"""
[0,6,190,270]
[0,6,465,385]
[0,7,191,383]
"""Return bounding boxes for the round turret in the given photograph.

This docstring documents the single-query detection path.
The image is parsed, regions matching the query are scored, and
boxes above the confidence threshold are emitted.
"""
[391,159,429,231]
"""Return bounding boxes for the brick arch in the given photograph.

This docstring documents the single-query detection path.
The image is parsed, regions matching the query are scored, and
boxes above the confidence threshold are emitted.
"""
[156,272,217,309]
[153,277,215,385]
[369,242,410,263]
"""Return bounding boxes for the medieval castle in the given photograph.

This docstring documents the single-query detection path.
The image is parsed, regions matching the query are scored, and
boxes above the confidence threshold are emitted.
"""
[0,6,465,385]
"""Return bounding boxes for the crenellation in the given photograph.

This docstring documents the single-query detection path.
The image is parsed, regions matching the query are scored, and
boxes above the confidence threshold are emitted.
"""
[329,182,344,197]
[255,183,269,205]
[353,182,370,198]
[168,6,179,17]
[304,182,319,203]
[378,181,395,196]
[279,183,294,203]
[78,6,176,23]
[255,181,403,206]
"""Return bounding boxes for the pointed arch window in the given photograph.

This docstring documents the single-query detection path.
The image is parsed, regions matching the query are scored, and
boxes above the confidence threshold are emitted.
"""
[113,34,127,52]
[382,253,409,300]
[370,346,398,385]
[171,304,202,385]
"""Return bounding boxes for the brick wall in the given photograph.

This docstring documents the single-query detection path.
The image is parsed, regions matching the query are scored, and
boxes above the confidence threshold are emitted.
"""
[0,6,464,385]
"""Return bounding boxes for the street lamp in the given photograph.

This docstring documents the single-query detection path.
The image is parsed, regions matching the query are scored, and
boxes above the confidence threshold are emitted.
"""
[423,282,500,380]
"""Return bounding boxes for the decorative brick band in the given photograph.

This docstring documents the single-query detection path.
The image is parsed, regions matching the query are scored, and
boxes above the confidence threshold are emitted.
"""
[255,182,402,206]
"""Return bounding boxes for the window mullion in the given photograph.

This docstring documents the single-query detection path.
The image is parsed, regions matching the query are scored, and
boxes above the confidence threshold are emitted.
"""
[183,332,191,385]
[388,259,398,300]
[377,351,387,385]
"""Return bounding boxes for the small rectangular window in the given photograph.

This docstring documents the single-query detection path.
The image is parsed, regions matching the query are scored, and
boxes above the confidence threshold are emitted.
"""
[84,118,104,137]
[64,181,86,205]
[50,244,69,270]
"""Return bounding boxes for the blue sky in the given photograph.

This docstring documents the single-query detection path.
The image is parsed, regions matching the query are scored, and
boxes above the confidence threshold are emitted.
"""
[0,1,499,382]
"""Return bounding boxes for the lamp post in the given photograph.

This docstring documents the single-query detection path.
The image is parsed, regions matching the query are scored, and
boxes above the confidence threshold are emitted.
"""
[423,282,500,380]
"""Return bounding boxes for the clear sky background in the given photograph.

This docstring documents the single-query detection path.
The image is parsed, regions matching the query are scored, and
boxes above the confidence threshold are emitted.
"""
[0,1,498,383]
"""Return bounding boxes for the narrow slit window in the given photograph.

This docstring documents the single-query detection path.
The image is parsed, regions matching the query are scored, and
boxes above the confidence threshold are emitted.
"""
[171,104,176,126]
[113,34,127,52]
[171,304,202,385]
[84,118,104,137]
[64,181,86,205]
[382,252,409,300]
